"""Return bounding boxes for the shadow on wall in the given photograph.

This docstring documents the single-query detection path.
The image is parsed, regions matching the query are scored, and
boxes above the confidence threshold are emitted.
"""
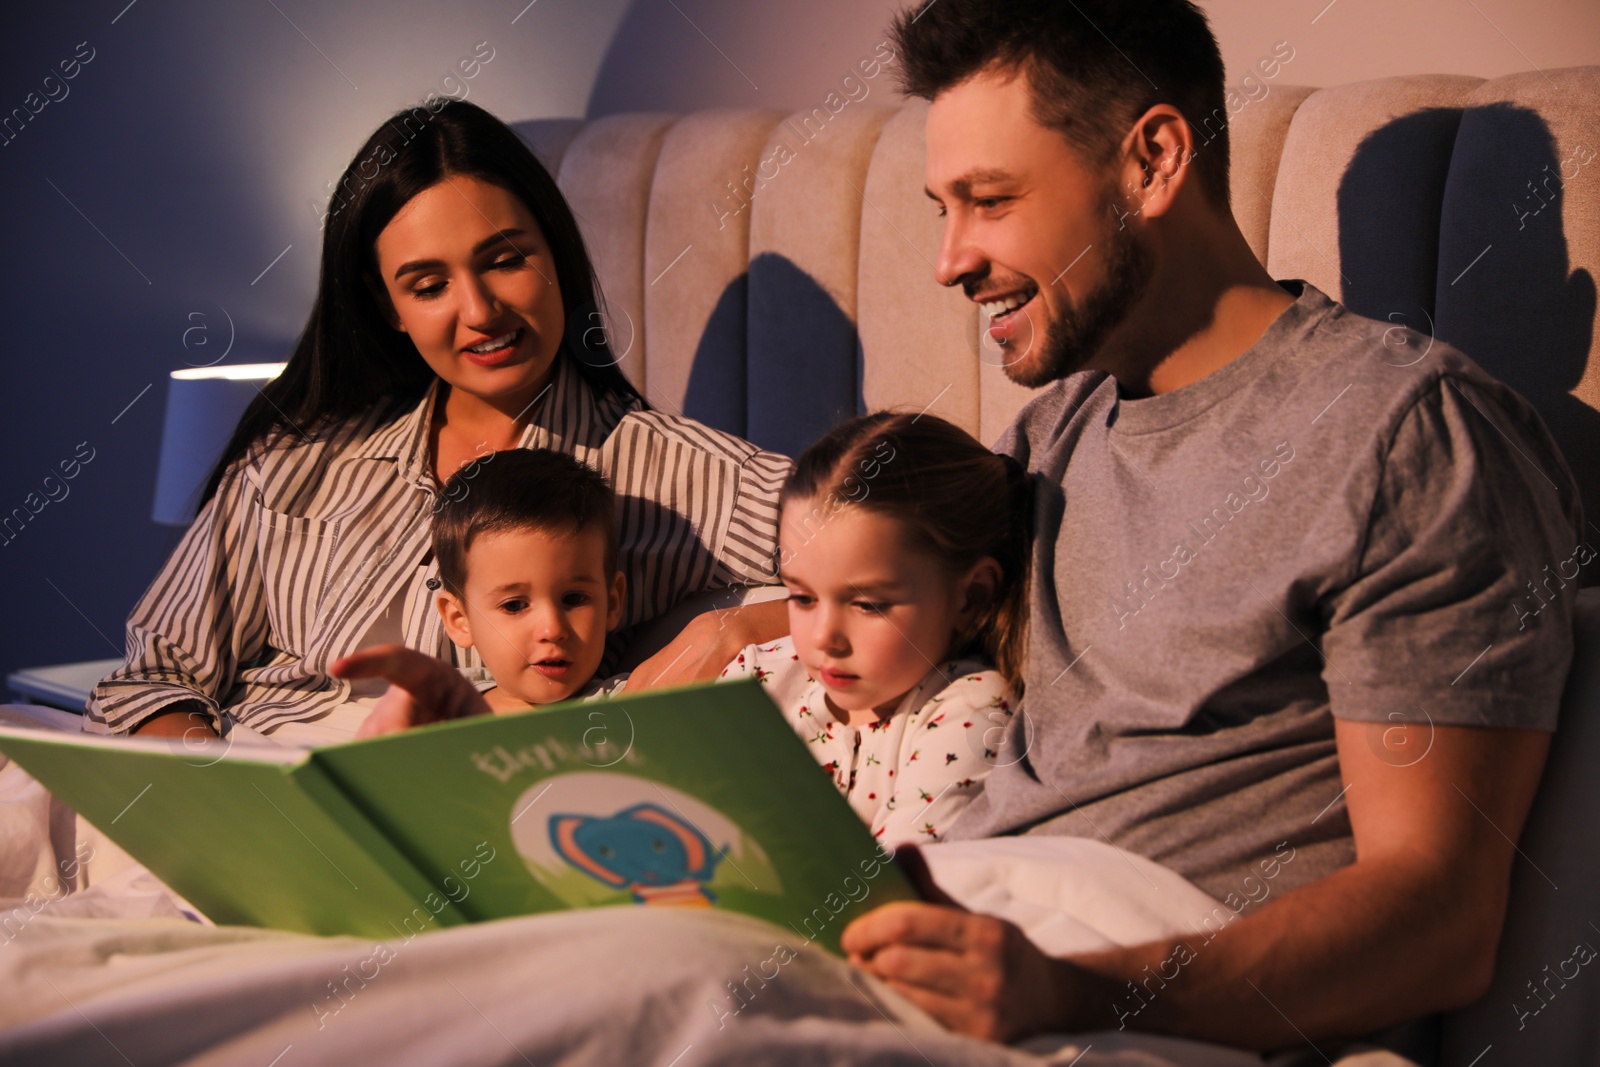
[682,253,861,460]
[1334,108,1465,327]
[681,270,750,440]
[1338,104,1598,520]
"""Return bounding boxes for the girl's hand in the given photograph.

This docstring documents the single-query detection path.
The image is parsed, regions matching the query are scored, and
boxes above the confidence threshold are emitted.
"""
[330,644,493,738]
[627,597,790,692]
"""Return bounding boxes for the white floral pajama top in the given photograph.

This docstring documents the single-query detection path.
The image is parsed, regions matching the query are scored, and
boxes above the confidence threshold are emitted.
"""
[719,635,1016,848]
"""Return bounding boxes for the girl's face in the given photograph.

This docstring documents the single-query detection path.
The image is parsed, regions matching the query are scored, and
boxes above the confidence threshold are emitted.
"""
[373,175,565,411]
[779,498,993,719]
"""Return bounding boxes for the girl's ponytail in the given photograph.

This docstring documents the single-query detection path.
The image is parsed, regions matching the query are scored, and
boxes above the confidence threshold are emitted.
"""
[948,451,1032,694]
[988,453,1034,694]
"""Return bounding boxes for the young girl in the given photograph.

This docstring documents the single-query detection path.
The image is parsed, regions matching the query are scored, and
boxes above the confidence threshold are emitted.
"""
[720,412,1032,848]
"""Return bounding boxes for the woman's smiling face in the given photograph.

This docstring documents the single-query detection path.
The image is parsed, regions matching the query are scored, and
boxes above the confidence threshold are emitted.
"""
[373,174,565,409]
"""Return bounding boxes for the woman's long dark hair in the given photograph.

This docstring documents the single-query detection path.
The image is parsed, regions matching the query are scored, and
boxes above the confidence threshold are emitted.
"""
[200,99,641,505]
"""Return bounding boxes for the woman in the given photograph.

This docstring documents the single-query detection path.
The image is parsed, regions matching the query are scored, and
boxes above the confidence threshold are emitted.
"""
[88,100,788,739]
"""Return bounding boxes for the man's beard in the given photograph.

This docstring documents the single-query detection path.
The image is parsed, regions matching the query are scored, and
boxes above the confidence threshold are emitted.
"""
[1003,193,1154,389]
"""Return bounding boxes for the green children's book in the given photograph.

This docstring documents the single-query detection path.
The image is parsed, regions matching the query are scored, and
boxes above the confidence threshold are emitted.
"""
[0,679,916,954]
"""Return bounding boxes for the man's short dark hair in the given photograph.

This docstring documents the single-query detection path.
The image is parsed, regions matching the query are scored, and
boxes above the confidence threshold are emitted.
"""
[433,449,617,596]
[891,0,1231,208]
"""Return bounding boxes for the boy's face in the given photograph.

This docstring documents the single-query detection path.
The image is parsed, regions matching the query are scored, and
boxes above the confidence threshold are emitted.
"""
[437,525,624,710]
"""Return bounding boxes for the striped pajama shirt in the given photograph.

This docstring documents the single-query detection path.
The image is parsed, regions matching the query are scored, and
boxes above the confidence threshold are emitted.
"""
[86,357,791,734]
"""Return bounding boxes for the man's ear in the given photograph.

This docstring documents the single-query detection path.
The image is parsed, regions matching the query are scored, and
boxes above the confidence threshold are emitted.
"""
[1119,103,1199,221]
[437,591,474,648]
[366,272,405,333]
[956,557,1002,630]
[605,570,627,632]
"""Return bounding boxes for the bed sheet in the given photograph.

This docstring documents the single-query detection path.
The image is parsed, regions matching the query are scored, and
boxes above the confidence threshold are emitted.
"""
[0,750,1413,1067]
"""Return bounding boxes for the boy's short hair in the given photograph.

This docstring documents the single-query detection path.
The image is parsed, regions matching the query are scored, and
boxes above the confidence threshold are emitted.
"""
[891,0,1231,209]
[432,449,617,596]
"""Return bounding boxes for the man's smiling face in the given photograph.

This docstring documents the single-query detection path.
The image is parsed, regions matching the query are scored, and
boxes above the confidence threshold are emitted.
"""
[925,65,1153,387]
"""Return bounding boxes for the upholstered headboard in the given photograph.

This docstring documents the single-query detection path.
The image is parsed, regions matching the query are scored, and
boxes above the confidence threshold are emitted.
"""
[515,66,1600,513]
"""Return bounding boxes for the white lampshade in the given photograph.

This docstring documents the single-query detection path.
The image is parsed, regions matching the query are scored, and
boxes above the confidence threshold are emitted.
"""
[151,363,287,525]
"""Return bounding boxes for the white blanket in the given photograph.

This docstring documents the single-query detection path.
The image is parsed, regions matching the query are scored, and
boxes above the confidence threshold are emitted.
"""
[0,756,1410,1067]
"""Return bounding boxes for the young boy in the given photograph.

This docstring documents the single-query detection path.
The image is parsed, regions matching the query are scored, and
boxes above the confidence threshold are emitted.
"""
[426,448,627,714]
[339,451,624,742]
[225,450,624,745]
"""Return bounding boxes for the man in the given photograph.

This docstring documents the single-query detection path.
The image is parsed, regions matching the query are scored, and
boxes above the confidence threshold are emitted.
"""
[834,0,1581,1053]
[337,0,1581,1057]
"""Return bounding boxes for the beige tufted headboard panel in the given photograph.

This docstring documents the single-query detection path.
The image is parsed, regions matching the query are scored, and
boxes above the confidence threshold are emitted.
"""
[516,66,1600,512]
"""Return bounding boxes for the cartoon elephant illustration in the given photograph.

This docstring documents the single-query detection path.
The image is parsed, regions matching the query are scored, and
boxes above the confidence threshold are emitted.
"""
[548,802,728,906]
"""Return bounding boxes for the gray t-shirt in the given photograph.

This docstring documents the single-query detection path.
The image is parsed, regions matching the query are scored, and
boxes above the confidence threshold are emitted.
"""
[954,281,1584,901]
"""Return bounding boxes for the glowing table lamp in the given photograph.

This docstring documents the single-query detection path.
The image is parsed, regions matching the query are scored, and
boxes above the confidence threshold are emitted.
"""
[150,363,287,525]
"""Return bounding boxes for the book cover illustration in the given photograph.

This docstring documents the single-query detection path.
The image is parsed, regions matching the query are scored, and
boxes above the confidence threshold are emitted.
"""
[521,773,779,908]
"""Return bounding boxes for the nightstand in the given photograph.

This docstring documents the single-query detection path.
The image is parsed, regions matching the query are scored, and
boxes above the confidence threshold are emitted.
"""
[5,658,122,714]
